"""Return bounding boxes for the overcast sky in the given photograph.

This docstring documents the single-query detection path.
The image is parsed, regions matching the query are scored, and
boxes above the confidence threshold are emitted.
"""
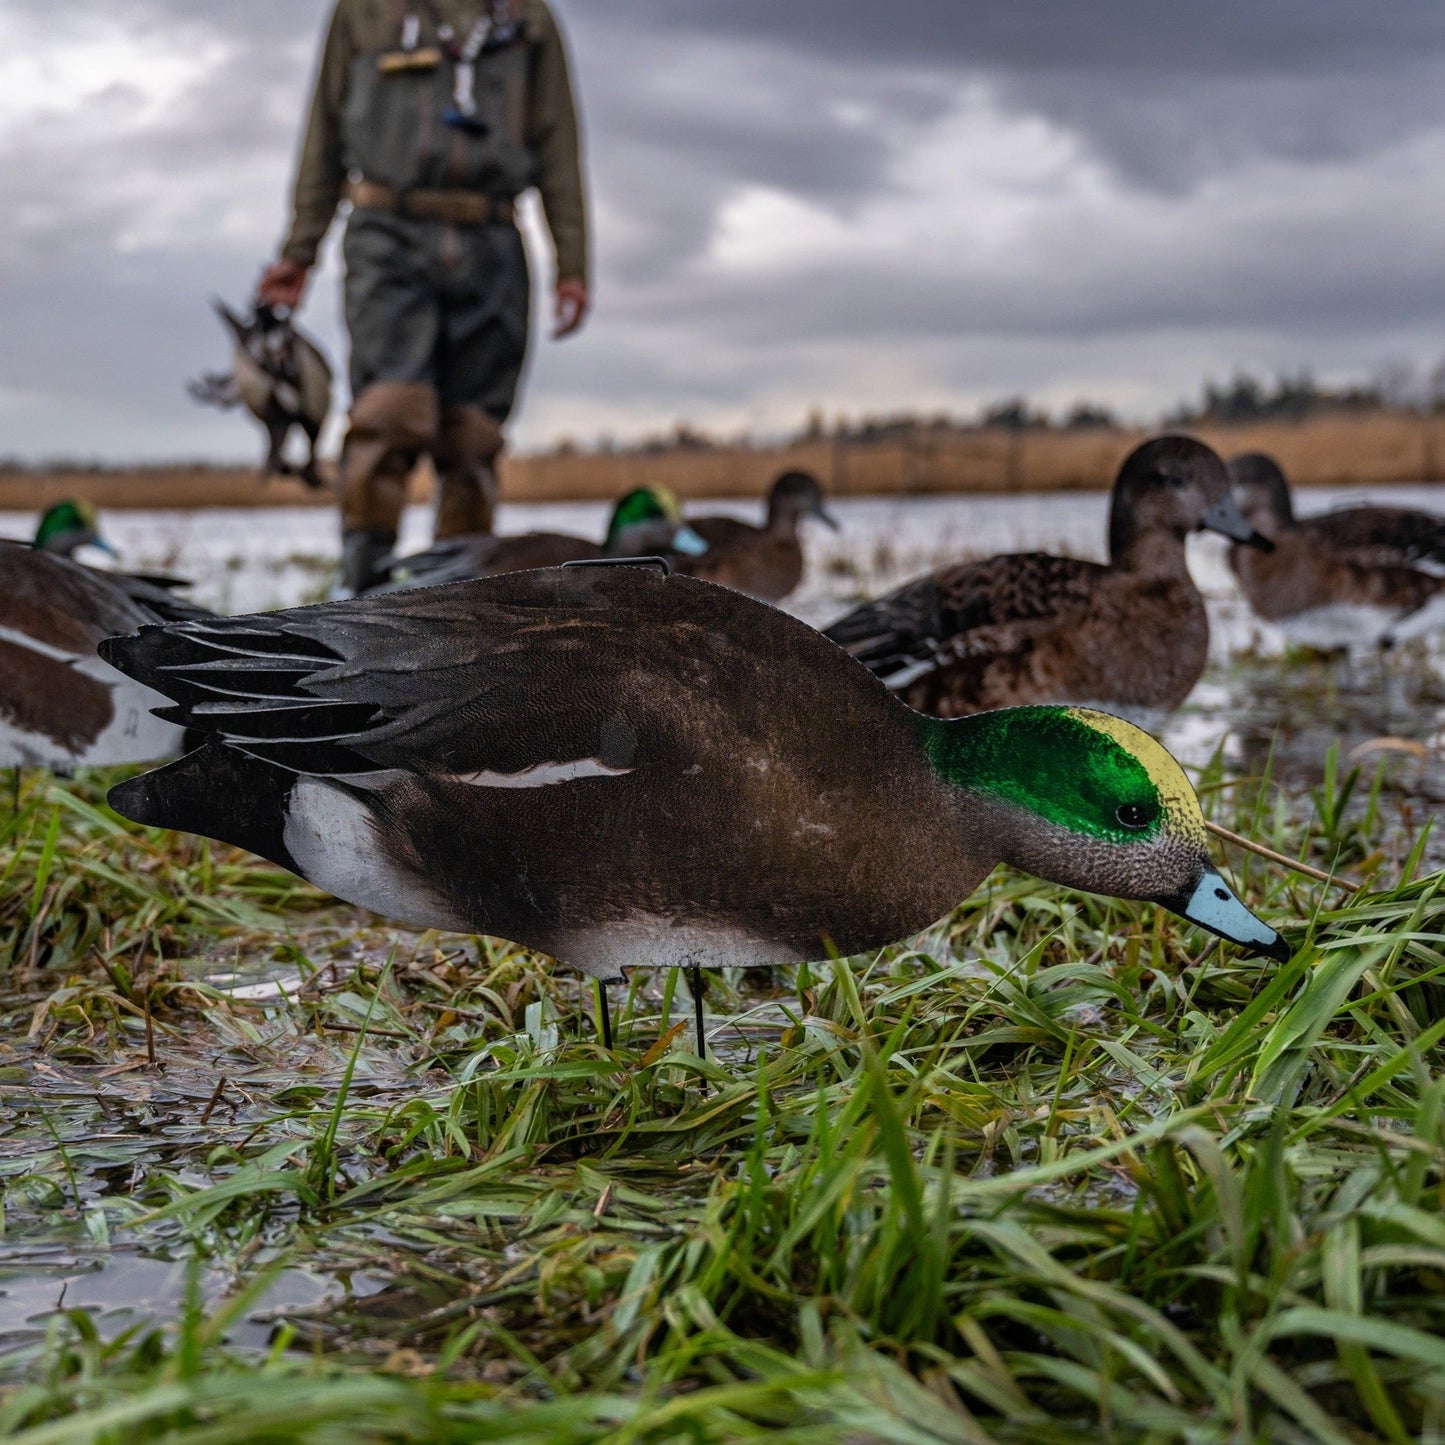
[3,1,1444,462]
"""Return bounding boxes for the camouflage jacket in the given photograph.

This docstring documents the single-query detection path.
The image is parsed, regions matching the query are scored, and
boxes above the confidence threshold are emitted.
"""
[282,0,588,282]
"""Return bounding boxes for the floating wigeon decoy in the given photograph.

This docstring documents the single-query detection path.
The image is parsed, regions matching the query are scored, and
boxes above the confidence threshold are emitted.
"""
[380,486,707,590]
[1227,452,1445,650]
[28,500,206,619]
[32,498,117,562]
[189,300,333,490]
[0,535,206,772]
[101,564,1287,1056]
[824,435,1271,731]
[675,470,838,600]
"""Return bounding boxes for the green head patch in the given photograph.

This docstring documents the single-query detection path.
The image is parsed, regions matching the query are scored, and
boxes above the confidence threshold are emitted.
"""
[35,499,99,550]
[606,486,680,546]
[922,705,1206,847]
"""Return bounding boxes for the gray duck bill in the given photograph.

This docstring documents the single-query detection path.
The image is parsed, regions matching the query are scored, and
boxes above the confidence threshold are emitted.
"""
[1174,867,1291,962]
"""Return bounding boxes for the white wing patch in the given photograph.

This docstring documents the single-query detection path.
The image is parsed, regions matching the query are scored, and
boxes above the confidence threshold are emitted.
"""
[450,758,635,788]
[283,778,471,931]
[0,623,82,665]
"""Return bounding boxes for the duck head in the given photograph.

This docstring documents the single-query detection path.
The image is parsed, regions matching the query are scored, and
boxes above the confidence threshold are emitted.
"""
[922,705,1290,962]
[768,470,839,532]
[1108,435,1273,563]
[1228,452,1294,537]
[34,499,116,559]
[606,486,709,557]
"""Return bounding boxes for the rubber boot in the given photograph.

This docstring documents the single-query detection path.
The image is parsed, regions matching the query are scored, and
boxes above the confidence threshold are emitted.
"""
[433,406,504,540]
[340,528,397,596]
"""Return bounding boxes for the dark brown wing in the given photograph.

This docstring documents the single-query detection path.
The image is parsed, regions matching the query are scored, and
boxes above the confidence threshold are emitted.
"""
[823,553,1106,686]
[99,565,909,779]
[1301,506,1445,569]
[688,515,760,549]
[385,532,600,587]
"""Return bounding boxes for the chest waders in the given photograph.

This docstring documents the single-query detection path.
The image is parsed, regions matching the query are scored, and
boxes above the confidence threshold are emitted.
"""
[337,0,535,594]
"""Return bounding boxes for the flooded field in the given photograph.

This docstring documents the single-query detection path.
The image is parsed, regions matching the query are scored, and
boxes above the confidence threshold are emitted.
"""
[5,482,1443,792]
[3,489,1445,1439]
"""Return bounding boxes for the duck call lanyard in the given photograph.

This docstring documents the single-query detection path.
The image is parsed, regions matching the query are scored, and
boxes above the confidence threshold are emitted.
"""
[395,1,524,133]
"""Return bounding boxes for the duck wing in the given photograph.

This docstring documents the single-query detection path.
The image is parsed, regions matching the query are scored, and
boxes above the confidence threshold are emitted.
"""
[99,566,902,781]
[688,516,760,549]
[824,553,1104,686]
[1301,506,1445,569]
[383,532,600,588]
[111,571,211,622]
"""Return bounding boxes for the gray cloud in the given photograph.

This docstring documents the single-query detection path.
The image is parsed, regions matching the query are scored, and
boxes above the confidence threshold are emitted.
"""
[0,0,1443,460]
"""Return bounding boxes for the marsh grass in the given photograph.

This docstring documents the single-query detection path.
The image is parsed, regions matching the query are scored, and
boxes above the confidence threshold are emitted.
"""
[1,736,1444,1443]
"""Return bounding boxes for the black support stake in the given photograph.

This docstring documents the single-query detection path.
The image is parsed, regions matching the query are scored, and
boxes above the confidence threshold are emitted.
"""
[596,981,614,1051]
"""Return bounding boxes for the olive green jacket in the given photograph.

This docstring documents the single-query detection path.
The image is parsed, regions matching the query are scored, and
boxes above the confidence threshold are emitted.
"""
[281,0,588,283]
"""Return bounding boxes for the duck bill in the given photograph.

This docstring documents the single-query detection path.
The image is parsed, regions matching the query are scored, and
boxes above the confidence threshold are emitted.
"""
[672,524,709,557]
[1202,498,1274,552]
[1176,868,1291,961]
[814,503,841,532]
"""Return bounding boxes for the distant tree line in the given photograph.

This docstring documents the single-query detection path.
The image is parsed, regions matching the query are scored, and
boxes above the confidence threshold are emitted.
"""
[543,362,1445,459]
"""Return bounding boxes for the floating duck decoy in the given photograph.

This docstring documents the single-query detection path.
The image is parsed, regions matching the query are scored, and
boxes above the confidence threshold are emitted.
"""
[32,498,117,562]
[0,539,206,772]
[380,486,708,590]
[102,564,1287,1057]
[674,470,838,600]
[28,500,206,621]
[824,436,1271,731]
[1228,452,1445,650]
[189,300,332,490]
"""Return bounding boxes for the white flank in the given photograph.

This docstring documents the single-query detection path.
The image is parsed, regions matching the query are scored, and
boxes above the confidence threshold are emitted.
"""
[0,626,185,769]
[1279,604,1399,652]
[282,777,471,931]
[451,758,634,788]
[557,914,801,981]
[0,623,82,664]
[1382,591,1445,645]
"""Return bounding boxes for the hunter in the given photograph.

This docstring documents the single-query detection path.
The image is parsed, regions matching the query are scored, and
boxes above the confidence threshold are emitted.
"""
[259,0,589,594]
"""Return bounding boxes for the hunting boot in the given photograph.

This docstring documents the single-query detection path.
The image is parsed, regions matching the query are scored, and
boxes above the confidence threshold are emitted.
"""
[338,381,439,593]
[433,406,504,540]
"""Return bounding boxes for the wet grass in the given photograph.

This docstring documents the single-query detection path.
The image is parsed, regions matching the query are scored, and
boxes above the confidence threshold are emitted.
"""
[2,704,1445,1442]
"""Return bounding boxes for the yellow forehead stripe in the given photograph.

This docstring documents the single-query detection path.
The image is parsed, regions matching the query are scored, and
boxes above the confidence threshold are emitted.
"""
[1067,707,1208,838]
[652,484,683,522]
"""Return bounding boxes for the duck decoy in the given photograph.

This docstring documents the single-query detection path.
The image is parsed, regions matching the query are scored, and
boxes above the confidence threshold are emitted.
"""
[28,500,206,621]
[32,498,118,562]
[189,299,333,490]
[1228,452,1445,650]
[0,540,206,772]
[380,486,708,591]
[823,435,1271,731]
[101,565,1287,1058]
[674,470,838,600]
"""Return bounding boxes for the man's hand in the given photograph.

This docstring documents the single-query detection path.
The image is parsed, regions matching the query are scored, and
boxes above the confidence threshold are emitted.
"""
[553,278,590,339]
[258,258,310,311]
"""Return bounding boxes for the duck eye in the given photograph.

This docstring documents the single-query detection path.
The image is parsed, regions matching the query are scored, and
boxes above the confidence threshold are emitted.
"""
[1116,802,1155,829]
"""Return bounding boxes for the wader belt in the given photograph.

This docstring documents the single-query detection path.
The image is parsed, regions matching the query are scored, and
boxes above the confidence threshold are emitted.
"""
[347,178,515,227]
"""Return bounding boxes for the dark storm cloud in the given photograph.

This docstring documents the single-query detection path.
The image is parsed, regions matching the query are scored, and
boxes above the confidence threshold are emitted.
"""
[1,0,1444,458]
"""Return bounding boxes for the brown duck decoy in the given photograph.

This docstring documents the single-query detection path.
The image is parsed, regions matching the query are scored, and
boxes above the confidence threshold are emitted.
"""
[1228,452,1445,650]
[101,564,1287,1057]
[824,436,1270,731]
[380,486,707,590]
[675,470,838,600]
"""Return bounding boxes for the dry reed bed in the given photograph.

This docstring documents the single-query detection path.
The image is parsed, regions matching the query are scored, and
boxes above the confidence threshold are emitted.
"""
[4,411,1445,512]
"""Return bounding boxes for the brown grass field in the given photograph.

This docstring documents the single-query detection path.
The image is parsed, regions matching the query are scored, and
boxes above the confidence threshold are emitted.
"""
[3,409,1444,511]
